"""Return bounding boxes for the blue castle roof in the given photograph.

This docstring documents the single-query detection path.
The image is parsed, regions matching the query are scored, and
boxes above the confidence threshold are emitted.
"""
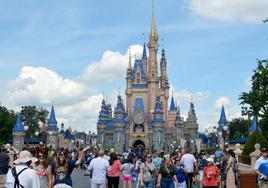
[142,43,147,60]
[64,129,73,140]
[132,59,146,81]
[169,96,176,111]
[13,113,24,132]
[218,105,228,125]
[249,116,257,131]
[48,106,57,124]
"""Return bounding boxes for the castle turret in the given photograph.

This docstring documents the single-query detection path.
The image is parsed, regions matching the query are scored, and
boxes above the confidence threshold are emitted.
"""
[114,95,126,153]
[160,48,168,88]
[184,101,199,151]
[12,113,25,150]
[97,99,109,145]
[46,106,59,149]
[168,96,177,127]
[142,43,148,76]
[147,4,160,113]
[218,105,228,131]
[152,96,165,151]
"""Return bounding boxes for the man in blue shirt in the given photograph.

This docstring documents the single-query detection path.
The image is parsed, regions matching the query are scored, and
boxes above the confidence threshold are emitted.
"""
[254,148,268,188]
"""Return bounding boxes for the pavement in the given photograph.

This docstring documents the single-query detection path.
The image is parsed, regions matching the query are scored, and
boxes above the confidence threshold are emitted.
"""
[72,169,200,188]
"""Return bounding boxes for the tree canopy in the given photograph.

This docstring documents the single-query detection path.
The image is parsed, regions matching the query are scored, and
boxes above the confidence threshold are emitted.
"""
[239,59,268,140]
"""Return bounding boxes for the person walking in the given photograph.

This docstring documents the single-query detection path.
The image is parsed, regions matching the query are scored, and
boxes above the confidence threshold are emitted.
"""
[34,148,52,188]
[157,155,179,188]
[140,154,156,188]
[107,152,121,188]
[180,150,197,188]
[219,150,229,188]
[225,150,237,188]
[0,146,10,187]
[122,158,134,188]
[254,148,268,188]
[88,150,110,188]
[5,150,40,188]
[174,157,188,188]
[51,148,84,188]
[202,158,219,188]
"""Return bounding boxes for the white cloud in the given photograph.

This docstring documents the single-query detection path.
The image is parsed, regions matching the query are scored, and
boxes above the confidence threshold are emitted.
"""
[244,77,252,88]
[6,66,91,106]
[81,44,143,83]
[170,85,211,104]
[214,96,231,109]
[189,0,268,23]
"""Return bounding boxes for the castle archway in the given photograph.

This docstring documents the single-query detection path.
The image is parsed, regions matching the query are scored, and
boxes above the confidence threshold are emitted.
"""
[132,140,145,154]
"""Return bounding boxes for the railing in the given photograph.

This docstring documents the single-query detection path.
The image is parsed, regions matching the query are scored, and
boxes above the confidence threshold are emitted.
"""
[239,155,251,165]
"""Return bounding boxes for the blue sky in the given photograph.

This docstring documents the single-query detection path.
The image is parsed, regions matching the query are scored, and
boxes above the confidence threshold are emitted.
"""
[0,0,268,132]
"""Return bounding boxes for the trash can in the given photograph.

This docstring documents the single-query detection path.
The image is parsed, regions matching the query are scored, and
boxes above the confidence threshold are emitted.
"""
[238,171,257,188]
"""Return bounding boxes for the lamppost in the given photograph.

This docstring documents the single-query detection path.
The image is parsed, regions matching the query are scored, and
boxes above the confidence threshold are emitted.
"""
[24,124,29,147]
[222,125,228,148]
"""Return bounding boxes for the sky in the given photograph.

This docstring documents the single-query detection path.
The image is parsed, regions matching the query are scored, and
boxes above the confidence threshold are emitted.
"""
[0,0,268,133]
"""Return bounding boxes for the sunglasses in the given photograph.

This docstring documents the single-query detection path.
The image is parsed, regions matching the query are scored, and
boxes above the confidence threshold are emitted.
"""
[38,155,44,158]
[59,153,65,156]
[175,160,180,162]
[147,156,151,158]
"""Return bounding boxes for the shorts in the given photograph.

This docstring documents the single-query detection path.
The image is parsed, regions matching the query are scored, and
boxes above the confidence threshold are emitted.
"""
[122,175,132,182]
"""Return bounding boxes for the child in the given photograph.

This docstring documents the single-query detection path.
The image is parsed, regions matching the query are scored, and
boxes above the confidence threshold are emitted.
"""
[122,158,135,188]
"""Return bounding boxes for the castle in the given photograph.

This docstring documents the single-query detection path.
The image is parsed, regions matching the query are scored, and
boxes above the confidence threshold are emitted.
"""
[97,8,199,153]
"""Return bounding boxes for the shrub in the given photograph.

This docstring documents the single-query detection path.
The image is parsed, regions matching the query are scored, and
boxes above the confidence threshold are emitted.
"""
[242,132,268,155]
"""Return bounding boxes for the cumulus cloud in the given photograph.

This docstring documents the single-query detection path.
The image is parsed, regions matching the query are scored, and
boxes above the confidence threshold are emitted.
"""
[214,96,231,109]
[189,0,268,23]
[170,85,211,104]
[81,44,143,83]
[6,66,91,106]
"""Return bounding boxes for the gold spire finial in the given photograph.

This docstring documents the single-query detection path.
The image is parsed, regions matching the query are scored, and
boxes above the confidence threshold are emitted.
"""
[128,48,132,69]
[151,0,157,39]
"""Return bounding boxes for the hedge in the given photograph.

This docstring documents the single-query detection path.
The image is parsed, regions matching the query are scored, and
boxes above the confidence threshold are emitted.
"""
[242,132,268,155]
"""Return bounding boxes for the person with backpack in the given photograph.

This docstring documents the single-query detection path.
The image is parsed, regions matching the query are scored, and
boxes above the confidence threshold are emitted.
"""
[5,150,40,188]
[174,157,187,188]
[225,150,237,188]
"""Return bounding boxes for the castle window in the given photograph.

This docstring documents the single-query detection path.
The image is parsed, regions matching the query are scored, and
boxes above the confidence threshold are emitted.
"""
[136,72,141,83]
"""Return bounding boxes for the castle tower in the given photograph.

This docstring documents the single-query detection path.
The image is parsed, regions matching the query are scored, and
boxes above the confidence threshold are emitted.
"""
[249,116,258,135]
[168,96,177,127]
[58,123,65,148]
[152,96,165,151]
[12,113,25,150]
[142,43,148,76]
[46,105,59,149]
[113,95,126,153]
[64,127,74,150]
[184,101,199,151]
[147,4,159,112]
[97,99,109,146]
[218,105,229,147]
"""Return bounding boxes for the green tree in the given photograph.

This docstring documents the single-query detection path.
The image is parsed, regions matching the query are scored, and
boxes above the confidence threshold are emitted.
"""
[20,106,49,137]
[229,118,249,140]
[242,132,268,155]
[0,106,17,145]
[239,60,268,140]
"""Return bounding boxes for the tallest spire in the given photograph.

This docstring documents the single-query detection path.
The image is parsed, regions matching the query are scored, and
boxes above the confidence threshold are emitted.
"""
[150,0,157,39]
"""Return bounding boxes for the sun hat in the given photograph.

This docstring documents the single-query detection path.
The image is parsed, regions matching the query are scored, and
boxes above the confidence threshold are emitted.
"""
[14,150,38,164]
[206,157,214,163]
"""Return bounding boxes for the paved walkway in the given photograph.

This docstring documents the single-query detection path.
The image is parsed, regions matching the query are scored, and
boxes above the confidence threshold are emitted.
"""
[72,169,200,188]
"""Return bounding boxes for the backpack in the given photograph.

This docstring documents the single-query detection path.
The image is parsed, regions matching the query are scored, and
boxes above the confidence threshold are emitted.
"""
[11,167,27,188]
[232,159,238,173]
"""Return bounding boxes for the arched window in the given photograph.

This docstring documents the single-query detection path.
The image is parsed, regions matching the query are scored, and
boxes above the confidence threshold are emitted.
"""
[136,72,141,83]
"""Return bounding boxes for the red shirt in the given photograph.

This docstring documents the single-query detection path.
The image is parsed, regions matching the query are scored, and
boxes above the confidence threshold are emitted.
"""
[107,160,122,177]
[203,165,219,186]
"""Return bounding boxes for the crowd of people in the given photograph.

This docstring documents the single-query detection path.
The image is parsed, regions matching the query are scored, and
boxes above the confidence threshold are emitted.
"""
[0,143,267,188]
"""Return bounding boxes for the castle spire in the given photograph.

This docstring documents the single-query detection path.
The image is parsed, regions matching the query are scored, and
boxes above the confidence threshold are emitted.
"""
[150,0,157,39]
[142,43,147,60]
[128,48,132,70]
